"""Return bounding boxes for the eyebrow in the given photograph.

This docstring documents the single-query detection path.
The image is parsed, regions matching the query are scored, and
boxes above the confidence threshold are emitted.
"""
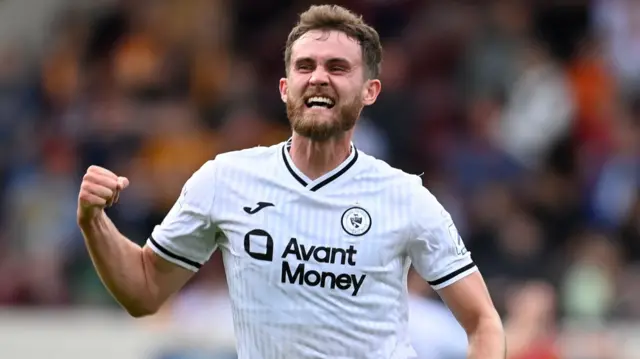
[294,57,316,66]
[325,58,351,67]
[294,57,352,66]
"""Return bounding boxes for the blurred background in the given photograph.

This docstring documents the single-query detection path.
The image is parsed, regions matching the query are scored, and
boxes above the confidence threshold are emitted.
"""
[0,0,639,358]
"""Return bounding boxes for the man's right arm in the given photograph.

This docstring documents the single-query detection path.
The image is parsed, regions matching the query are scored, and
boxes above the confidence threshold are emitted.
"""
[79,212,194,317]
[77,162,219,317]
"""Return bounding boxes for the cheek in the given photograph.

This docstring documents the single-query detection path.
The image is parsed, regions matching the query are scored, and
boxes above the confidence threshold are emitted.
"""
[289,75,308,89]
[287,82,304,98]
[347,86,364,102]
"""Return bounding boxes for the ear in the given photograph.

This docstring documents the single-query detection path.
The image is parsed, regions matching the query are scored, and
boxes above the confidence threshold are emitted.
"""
[362,79,382,106]
[279,78,288,103]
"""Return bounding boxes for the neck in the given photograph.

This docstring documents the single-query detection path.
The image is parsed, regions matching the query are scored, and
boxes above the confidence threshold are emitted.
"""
[289,131,353,180]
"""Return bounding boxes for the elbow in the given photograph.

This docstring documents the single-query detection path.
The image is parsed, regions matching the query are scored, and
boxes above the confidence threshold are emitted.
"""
[121,299,161,318]
[467,310,504,338]
[482,311,504,332]
[465,312,506,358]
[126,306,157,318]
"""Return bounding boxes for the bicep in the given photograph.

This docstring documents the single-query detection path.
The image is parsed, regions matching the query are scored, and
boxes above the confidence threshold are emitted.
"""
[437,271,498,333]
[142,245,196,308]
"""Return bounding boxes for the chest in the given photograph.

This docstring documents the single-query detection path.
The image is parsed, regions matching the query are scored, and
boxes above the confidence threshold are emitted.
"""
[214,187,409,276]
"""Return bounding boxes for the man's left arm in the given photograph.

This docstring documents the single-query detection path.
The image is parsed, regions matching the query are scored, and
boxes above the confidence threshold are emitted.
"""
[438,272,505,359]
[407,180,505,359]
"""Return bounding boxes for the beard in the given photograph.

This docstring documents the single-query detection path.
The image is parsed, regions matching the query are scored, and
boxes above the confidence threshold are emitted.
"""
[286,89,363,141]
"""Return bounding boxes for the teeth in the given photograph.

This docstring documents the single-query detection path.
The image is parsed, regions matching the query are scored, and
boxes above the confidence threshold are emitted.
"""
[306,96,334,106]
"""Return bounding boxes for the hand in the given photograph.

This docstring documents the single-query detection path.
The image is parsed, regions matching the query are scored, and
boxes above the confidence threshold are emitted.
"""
[78,165,129,222]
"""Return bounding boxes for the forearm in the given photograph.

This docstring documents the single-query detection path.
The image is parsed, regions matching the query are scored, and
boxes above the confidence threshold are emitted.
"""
[78,211,155,316]
[467,314,506,359]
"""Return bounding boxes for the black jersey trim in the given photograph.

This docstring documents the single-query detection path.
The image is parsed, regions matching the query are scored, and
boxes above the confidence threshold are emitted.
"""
[310,147,359,191]
[282,144,308,186]
[428,262,476,286]
[281,140,359,191]
[149,236,202,269]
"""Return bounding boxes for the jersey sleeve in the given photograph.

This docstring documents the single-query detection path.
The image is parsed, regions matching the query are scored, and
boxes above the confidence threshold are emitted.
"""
[407,178,477,290]
[146,160,219,272]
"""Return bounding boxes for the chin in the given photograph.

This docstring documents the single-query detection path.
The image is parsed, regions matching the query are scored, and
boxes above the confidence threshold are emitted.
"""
[297,131,339,142]
[302,110,338,124]
[293,120,342,141]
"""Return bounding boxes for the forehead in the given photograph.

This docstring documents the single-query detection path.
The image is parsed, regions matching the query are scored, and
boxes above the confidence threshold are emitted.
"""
[291,30,362,64]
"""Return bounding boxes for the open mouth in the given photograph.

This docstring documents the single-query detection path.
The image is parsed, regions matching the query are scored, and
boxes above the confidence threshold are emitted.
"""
[305,96,335,109]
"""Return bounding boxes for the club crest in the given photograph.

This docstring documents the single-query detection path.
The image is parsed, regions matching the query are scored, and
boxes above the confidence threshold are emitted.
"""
[341,206,371,236]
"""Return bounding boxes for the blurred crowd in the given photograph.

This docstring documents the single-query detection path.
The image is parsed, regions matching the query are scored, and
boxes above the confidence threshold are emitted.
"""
[0,0,639,358]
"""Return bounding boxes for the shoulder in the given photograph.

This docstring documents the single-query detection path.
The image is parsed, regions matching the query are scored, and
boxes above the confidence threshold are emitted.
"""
[187,143,284,189]
[214,143,282,167]
[356,150,426,196]
[357,151,445,222]
[207,142,284,176]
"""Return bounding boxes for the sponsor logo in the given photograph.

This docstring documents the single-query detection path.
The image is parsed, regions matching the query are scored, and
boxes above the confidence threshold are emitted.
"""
[243,202,275,214]
[244,230,366,296]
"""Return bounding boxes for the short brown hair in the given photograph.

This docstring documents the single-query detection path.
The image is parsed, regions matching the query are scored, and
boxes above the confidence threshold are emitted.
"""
[284,5,383,79]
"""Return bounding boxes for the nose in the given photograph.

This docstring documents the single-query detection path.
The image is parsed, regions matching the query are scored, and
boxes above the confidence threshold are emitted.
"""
[308,67,329,87]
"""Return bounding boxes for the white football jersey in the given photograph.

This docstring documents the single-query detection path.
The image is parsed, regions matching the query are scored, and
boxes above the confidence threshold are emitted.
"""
[147,139,477,359]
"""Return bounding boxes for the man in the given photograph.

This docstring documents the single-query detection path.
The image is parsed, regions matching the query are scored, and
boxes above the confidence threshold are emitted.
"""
[77,5,505,359]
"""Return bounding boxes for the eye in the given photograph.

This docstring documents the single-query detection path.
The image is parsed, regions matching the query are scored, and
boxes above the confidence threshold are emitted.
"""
[330,66,347,73]
[297,64,313,72]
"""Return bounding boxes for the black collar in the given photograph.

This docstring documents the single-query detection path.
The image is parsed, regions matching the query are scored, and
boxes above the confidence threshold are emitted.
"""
[281,139,359,192]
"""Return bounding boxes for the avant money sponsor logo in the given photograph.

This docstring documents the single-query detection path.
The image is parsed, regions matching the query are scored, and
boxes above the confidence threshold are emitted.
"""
[244,230,366,296]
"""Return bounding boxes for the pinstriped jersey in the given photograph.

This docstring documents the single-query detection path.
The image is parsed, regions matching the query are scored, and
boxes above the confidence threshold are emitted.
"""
[147,139,476,359]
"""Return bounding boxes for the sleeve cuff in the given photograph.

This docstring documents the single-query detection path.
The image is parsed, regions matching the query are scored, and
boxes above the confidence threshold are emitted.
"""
[147,236,202,272]
[427,262,478,290]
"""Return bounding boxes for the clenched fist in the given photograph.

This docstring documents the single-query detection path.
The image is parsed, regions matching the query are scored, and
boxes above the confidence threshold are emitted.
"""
[78,165,129,222]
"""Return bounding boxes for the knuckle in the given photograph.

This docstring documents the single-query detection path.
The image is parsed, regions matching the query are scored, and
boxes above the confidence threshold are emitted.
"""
[102,182,114,192]
[81,181,93,191]
[78,193,91,203]
[84,172,100,182]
